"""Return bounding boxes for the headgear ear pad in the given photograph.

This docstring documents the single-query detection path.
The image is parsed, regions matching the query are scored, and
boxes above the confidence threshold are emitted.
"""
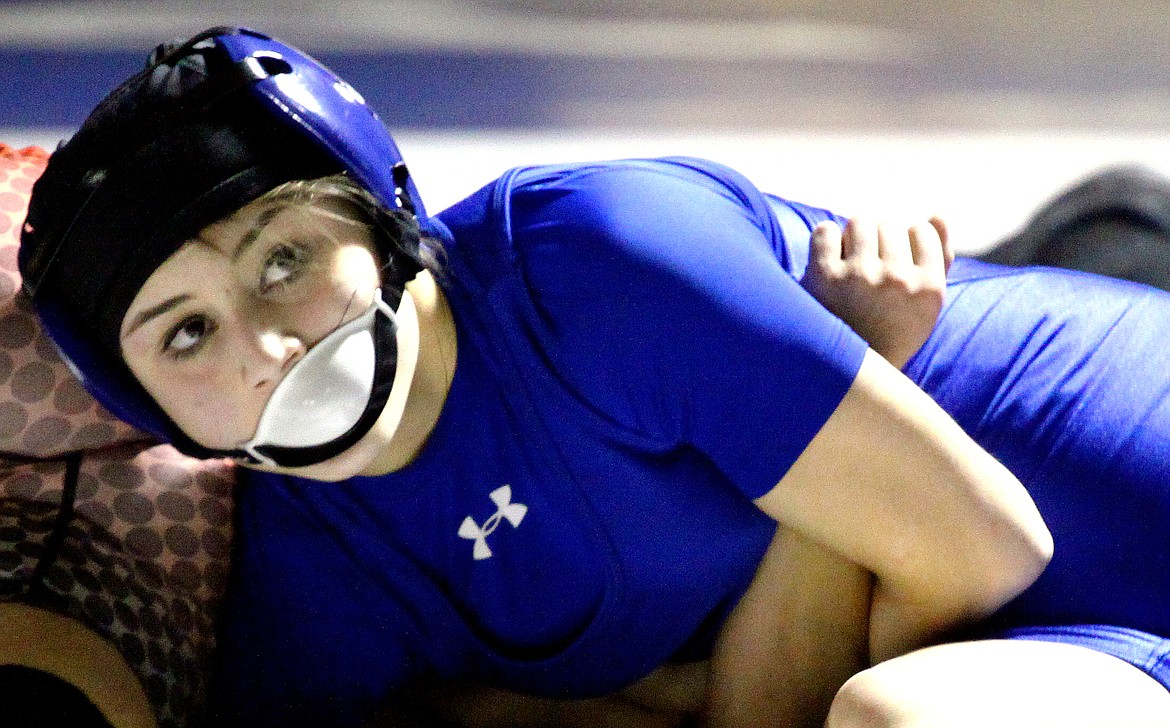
[19,27,426,460]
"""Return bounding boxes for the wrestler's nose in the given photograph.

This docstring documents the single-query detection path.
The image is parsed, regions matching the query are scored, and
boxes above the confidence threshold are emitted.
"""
[244,330,306,391]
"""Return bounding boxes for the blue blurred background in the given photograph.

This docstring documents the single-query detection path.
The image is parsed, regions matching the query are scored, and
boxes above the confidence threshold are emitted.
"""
[4,0,1170,251]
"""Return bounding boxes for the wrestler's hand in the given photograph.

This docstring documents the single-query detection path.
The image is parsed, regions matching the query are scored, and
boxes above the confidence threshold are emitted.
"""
[800,217,953,369]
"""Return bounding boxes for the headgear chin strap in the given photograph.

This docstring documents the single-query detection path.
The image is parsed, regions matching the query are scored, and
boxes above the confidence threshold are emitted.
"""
[221,287,420,469]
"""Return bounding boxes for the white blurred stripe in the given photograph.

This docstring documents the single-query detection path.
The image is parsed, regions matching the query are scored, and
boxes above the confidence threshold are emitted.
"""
[11,125,1170,254]
[0,1,922,63]
[392,130,1170,254]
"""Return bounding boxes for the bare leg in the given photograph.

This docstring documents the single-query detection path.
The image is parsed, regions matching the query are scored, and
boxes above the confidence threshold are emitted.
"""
[827,639,1170,728]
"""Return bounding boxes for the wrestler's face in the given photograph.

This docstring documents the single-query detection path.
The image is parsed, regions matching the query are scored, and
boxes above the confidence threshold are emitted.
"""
[120,196,381,454]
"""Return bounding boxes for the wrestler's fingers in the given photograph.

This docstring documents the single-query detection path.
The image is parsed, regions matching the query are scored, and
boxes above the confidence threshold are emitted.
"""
[908,220,946,276]
[930,215,955,272]
[877,221,913,266]
[810,220,844,267]
[842,217,880,261]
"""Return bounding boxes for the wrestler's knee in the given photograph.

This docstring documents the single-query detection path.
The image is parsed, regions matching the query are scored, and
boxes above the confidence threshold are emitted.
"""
[826,638,1170,728]
[825,663,919,728]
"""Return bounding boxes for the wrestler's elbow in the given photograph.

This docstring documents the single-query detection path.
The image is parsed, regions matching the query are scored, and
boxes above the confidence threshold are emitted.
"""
[920,438,1053,620]
[970,467,1052,615]
[869,491,1051,665]
[879,465,1052,657]
[1013,496,1054,584]
[945,483,1051,624]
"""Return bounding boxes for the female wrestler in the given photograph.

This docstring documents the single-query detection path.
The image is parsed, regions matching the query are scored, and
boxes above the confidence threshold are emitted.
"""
[15,26,1161,728]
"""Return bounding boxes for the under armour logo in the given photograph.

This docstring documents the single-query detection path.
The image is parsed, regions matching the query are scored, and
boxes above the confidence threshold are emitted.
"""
[458,485,527,560]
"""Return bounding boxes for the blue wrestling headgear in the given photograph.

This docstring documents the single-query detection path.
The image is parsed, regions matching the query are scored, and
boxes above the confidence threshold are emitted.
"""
[19,27,427,466]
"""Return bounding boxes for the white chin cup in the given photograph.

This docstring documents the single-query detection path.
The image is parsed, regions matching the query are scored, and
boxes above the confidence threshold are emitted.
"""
[241,287,419,465]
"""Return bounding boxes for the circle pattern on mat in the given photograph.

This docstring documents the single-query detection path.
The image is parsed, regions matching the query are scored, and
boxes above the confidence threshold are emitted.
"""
[0,445,235,728]
[0,146,237,728]
[0,146,142,459]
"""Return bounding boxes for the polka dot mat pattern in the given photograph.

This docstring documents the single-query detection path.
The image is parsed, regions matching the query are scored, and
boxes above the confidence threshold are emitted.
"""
[0,144,143,457]
[0,143,236,728]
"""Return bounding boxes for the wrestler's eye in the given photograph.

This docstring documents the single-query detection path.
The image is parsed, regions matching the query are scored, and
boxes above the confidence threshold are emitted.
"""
[164,315,213,358]
[259,243,307,293]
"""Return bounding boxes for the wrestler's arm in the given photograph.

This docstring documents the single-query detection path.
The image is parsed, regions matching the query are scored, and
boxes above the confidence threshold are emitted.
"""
[431,217,1036,728]
[704,345,1051,728]
[705,526,872,727]
[706,216,1047,727]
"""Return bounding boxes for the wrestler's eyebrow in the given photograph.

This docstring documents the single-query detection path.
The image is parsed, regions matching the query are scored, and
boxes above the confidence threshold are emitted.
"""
[232,204,287,262]
[122,294,191,339]
[123,205,289,340]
